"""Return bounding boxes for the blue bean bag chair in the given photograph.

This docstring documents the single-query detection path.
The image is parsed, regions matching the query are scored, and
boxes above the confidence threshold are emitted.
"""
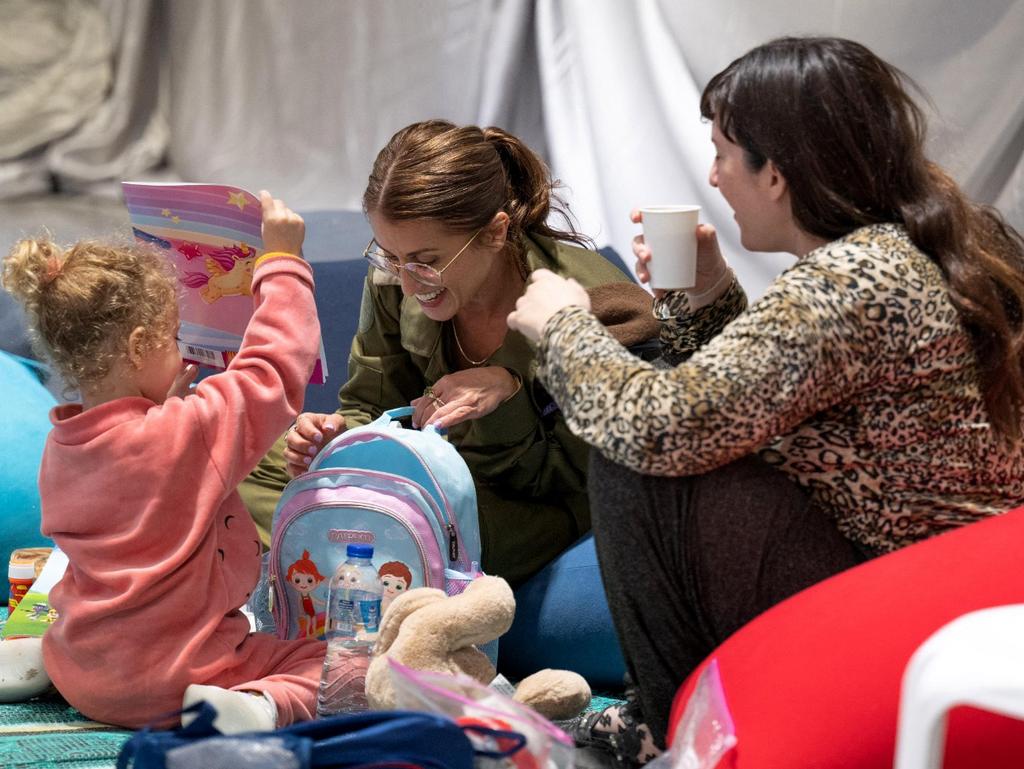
[500,534,626,688]
[0,352,56,565]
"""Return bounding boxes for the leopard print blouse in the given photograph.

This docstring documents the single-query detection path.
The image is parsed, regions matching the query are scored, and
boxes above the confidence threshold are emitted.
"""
[537,223,1024,553]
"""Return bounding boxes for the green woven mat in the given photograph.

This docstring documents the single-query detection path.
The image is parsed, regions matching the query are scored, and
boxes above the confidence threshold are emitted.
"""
[1,604,131,768]
[586,694,624,713]
[0,732,130,769]
[0,694,131,769]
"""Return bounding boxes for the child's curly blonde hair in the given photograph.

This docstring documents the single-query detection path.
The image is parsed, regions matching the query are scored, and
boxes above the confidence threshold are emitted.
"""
[2,236,178,389]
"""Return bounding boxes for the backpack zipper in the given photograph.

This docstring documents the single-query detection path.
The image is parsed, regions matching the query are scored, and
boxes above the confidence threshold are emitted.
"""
[327,433,468,567]
[447,524,458,562]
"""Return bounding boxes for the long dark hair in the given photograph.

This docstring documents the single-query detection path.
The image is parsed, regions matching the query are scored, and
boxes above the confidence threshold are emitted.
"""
[701,36,1024,444]
[363,120,591,275]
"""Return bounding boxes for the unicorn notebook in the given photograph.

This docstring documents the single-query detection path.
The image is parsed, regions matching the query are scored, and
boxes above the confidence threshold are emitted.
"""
[121,182,328,384]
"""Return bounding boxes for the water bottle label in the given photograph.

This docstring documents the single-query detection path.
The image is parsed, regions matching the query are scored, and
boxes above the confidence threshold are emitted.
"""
[329,595,357,639]
[357,596,381,634]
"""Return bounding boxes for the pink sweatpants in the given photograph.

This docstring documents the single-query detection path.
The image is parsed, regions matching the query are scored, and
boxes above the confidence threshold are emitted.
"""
[204,633,327,727]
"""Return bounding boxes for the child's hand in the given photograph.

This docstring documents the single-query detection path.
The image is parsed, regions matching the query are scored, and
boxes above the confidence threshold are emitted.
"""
[283,412,346,477]
[166,363,198,400]
[260,191,306,257]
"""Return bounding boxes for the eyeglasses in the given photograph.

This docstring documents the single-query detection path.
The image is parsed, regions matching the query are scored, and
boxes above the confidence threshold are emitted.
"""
[362,226,483,289]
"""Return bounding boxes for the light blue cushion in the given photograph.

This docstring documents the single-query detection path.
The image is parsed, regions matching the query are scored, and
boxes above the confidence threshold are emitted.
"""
[0,352,56,564]
[500,534,626,688]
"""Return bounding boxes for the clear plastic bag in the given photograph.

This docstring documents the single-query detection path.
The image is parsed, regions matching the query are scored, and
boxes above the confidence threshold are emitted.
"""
[166,736,300,769]
[388,659,575,769]
[651,659,737,769]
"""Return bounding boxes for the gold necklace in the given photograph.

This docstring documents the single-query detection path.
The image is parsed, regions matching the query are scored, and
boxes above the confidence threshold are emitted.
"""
[451,321,498,367]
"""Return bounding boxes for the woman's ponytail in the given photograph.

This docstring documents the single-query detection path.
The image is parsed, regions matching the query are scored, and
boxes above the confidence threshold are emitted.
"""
[483,126,591,252]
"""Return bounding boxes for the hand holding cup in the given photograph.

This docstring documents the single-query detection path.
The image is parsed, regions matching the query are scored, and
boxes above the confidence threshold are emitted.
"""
[631,209,727,298]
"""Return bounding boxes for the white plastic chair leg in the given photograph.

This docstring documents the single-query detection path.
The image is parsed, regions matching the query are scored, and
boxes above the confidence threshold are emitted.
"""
[894,604,1024,769]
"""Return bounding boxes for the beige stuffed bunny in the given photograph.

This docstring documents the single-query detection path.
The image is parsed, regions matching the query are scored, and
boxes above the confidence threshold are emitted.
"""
[365,575,591,721]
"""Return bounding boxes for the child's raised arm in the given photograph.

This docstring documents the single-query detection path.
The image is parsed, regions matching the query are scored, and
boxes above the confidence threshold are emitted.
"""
[175,192,321,493]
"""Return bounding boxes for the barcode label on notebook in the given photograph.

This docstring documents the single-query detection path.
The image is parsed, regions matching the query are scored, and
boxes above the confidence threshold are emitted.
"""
[178,342,227,368]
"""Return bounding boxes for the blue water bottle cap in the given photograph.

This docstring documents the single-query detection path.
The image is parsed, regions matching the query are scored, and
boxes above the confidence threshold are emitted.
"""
[346,543,374,559]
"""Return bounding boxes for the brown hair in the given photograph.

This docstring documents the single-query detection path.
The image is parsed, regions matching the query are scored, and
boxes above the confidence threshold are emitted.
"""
[1,237,178,389]
[378,560,413,585]
[701,36,1024,443]
[363,120,592,274]
[286,550,326,583]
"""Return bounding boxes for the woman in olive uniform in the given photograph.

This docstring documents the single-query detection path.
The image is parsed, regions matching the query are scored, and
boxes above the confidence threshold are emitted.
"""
[241,119,657,590]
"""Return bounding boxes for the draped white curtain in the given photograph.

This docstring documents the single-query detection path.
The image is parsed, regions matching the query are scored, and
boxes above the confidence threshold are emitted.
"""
[536,0,1024,292]
[0,0,165,197]
[162,0,547,219]
[1,0,1021,295]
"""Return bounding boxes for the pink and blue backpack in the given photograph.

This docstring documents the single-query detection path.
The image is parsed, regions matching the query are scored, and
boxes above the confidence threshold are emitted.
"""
[262,407,483,641]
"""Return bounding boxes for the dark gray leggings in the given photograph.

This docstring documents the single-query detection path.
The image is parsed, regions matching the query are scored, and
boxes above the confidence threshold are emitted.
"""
[589,450,875,747]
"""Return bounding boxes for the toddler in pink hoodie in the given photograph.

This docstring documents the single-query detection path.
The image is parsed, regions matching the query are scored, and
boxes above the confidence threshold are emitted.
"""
[1,192,326,732]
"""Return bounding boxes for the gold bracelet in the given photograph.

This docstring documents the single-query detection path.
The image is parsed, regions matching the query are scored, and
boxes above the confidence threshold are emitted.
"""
[502,368,523,403]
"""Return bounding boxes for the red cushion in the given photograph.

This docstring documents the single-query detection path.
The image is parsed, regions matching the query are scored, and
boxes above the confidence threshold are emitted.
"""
[668,506,1024,769]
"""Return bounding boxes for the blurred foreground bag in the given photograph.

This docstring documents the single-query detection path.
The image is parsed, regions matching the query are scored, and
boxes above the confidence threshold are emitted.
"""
[116,704,501,769]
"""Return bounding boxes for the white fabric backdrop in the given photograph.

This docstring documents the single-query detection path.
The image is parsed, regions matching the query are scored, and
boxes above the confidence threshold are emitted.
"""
[0,0,165,197]
[536,0,1024,292]
[1,0,1021,296]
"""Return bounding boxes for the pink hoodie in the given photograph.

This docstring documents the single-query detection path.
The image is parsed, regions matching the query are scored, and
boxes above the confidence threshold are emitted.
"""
[41,255,321,726]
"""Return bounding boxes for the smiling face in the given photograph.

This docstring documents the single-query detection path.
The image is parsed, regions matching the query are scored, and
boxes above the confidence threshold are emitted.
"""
[289,570,320,595]
[709,120,791,254]
[380,573,408,599]
[367,213,508,321]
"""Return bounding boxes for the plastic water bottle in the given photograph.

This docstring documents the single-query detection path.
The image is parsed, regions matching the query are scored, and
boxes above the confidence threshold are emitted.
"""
[316,543,382,716]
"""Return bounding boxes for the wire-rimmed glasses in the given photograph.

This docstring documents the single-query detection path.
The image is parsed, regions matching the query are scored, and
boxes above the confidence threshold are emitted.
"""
[362,226,483,289]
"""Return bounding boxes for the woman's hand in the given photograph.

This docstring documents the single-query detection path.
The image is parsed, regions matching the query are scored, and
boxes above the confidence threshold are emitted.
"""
[283,412,346,477]
[412,367,520,430]
[260,191,306,257]
[506,269,591,344]
[630,210,727,298]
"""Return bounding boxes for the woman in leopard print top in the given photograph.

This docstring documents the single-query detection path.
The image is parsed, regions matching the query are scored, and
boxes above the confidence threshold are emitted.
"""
[510,37,1024,757]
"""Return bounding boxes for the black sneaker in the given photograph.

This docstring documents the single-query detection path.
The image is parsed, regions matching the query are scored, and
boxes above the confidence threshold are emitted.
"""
[554,679,658,767]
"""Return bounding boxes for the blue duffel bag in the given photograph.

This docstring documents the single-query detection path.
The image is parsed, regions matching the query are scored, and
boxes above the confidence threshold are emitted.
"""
[116,702,525,769]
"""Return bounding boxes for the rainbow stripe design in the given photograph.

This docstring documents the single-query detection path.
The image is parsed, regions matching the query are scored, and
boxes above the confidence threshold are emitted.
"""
[122,182,326,384]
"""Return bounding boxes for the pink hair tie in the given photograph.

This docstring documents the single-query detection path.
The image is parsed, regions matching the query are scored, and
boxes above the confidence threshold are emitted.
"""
[44,255,62,283]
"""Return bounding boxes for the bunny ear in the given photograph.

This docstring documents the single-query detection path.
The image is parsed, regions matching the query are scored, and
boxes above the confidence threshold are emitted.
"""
[376,588,446,654]
[403,576,515,654]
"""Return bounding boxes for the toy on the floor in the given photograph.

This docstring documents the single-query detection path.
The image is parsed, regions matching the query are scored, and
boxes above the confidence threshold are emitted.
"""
[365,575,591,721]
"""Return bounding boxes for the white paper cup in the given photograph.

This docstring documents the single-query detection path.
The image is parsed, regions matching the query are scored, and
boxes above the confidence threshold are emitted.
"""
[640,205,701,289]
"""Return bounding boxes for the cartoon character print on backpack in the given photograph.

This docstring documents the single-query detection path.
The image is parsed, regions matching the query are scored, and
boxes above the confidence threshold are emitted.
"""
[379,561,413,614]
[286,550,327,639]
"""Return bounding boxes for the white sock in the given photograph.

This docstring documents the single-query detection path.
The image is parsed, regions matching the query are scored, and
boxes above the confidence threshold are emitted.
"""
[0,637,51,703]
[182,684,278,734]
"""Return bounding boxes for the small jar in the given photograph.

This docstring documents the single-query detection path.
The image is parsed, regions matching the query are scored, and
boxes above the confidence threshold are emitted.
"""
[8,547,52,614]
